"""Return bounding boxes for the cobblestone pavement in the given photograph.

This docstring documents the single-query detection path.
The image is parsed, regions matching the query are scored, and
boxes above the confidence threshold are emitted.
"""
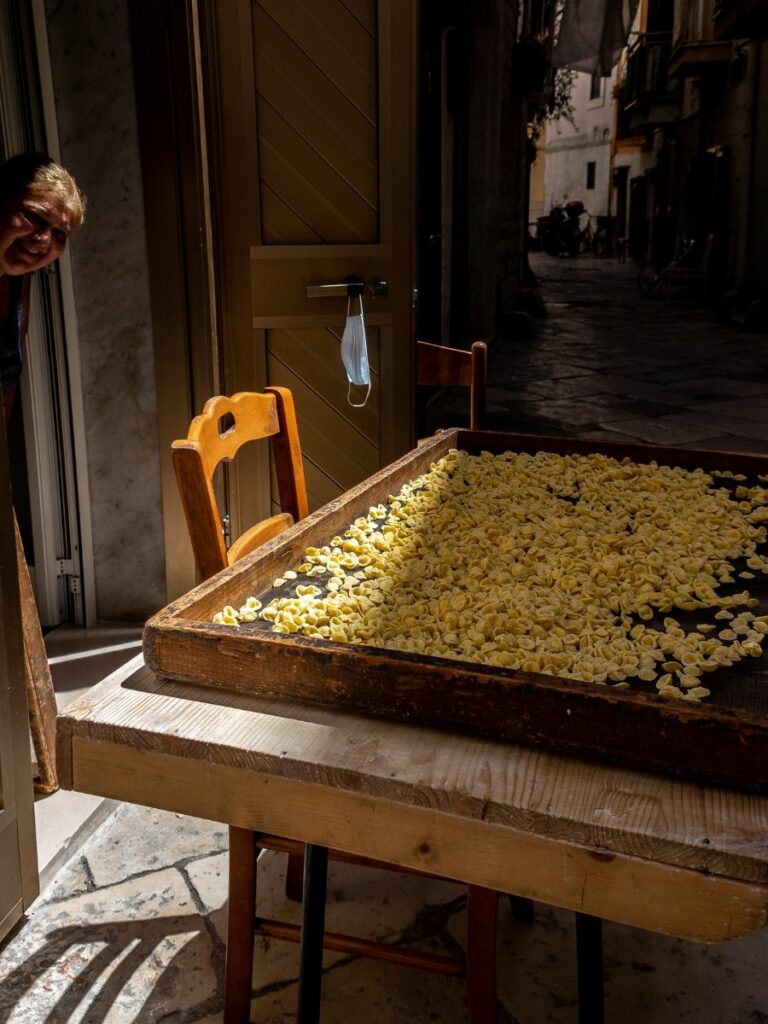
[2,257,768,1023]
[431,252,768,452]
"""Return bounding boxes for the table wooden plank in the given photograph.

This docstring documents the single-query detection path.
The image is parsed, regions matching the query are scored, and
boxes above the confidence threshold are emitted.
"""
[56,657,768,887]
[62,733,768,943]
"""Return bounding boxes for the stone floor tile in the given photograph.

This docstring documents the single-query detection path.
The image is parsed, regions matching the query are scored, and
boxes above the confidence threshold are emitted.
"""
[184,850,229,945]
[0,867,221,1023]
[518,375,606,400]
[619,384,708,407]
[596,416,720,445]
[679,435,768,453]
[38,853,93,904]
[692,396,768,424]
[527,398,626,428]
[85,803,227,888]
[585,374,661,397]
[672,377,768,398]
[575,429,648,444]
[673,410,768,444]
[601,916,768,1023]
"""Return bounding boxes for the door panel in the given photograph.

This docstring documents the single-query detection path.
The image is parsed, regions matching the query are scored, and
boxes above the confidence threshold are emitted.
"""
[212,0,414,532]
[0,398,39,942]
[267,325,380,434]
[253,0,378,246]
[267,343,380,482]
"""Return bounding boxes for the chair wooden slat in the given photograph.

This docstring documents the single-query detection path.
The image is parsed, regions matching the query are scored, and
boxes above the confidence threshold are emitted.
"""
[417,340,488,430]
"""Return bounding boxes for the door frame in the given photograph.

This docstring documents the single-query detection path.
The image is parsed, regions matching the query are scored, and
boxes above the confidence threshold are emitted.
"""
[130,0,219,601]
[202,0,418,533]
[133,0,418,591]
[0,0,95,626]
[31,0,97,626]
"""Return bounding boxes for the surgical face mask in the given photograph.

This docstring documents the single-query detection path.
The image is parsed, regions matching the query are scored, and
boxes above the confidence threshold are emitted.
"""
[340,294,371,407]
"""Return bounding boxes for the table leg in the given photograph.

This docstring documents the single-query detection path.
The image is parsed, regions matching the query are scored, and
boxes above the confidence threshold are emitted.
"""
[296,843,329,1024]
[575,912,604,1024]
[224,827,257,1023]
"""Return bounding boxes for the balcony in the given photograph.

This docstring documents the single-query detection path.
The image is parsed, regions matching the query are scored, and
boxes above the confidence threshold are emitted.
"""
[713,0,768,39]
[668,39,736,77]
[616,32,681,137]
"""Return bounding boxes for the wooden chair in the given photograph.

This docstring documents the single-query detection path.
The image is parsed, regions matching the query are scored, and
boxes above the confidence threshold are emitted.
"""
[417,340,488,431]
[173,388,308,582]
[172,387,501,1024]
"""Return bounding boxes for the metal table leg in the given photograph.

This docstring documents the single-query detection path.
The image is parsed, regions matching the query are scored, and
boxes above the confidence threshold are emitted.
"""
[296,844,329,1024]
[576,912,604,1024]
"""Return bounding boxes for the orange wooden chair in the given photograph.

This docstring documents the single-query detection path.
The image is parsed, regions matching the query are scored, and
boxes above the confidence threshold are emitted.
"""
[417,339,488,430]
[173,388,308,582]
[172,386,501,1024]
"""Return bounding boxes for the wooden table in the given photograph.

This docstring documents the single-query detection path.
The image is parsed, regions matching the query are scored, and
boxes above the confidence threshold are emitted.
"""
[58,654,768,975]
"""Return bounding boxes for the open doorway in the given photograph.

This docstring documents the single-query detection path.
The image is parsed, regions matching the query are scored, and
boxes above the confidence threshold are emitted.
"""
[0,0,92,627]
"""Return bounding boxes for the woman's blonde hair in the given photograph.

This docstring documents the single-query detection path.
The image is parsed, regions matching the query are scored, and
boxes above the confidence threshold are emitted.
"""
[0,152,86,228]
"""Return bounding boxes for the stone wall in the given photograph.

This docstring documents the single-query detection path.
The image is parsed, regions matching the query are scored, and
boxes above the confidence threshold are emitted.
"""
[544,71,617,219]
[44,0,165,620]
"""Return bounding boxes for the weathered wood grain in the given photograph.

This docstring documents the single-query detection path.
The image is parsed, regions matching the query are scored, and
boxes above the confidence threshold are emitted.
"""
[16,517,57,794]
[62,728,768,943]
[56,658,768,888]
[144,430,768,791]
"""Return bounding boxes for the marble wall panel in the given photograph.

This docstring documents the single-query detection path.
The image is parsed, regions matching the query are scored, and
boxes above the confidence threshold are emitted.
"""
[44,0,166,620]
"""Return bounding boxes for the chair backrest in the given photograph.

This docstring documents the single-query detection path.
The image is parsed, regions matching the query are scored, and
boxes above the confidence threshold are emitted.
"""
[416,340,488,430]
[172,387,308,582]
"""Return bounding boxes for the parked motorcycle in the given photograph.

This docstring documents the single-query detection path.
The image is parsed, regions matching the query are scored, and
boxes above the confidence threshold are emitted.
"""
[539,199,586,258]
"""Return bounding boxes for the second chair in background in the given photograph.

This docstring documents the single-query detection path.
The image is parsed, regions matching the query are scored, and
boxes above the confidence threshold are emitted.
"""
[416,339,488,431]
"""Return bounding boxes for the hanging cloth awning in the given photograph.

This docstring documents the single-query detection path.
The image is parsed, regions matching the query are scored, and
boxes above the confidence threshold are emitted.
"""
[552,0,640,75]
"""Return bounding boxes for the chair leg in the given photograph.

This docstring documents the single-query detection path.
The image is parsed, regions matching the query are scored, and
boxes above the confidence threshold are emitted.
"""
[297,844,329,1024]
[286,850,305,902]
[466,886,499,1024]
[508,895,535,922]
[575,912,604,1024]
[224,826,257,1024]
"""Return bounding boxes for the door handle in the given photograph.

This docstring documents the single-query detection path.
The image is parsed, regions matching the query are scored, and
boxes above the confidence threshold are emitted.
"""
[305,278,388,299]
[306,283,352,298]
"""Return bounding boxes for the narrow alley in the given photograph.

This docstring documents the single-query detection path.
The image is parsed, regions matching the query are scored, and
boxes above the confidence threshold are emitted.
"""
[433,252,768,451]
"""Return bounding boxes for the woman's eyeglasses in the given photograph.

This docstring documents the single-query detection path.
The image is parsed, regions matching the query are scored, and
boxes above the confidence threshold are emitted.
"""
[19,204,70,246]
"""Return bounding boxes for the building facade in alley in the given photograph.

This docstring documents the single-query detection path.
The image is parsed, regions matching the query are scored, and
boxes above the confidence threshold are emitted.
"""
[532,0,768,321]
[613,0,768,311]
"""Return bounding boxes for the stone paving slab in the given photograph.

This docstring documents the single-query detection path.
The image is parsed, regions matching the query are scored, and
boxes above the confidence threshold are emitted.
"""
[430,253,768,450]
[2,801,767,1023]
[87,805,227,890]
[0,861,222,1023]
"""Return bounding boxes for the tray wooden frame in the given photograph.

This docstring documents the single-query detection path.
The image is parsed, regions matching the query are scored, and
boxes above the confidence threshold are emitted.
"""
[144,429,768,792]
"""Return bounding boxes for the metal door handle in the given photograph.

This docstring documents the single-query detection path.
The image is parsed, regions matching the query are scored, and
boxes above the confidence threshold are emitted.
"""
[306,275,363,299]
[306,278,388,299]
[306,283,353,298]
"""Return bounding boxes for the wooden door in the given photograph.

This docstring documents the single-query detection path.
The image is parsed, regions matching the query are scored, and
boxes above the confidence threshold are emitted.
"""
[206,0,416,527]
[0,400,39,942]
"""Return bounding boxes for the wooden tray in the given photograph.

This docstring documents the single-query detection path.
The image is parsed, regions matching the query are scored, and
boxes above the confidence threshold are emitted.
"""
[144,429,768,792]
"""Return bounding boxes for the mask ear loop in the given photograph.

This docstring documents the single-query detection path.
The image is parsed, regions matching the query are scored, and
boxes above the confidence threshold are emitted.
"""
[345,293,371,408]
[348,380,371,408]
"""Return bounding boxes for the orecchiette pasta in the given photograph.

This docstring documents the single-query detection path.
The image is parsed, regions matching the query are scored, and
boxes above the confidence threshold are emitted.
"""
[214,448,768,703]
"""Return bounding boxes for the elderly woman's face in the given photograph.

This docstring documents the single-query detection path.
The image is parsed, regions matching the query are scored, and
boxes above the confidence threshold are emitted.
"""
[0,192,72,275]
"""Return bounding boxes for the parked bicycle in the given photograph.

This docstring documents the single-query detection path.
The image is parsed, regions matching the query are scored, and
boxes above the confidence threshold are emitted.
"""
[539,199,589,258]
[637,239,697,298]
[579,214,611,256]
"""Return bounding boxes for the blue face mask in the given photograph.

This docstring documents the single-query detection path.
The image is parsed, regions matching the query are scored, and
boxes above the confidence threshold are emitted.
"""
[340,295,371,408]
